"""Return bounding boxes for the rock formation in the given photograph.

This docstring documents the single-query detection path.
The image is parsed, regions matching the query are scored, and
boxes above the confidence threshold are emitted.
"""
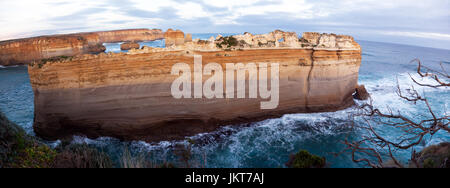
[185,33,193,43]
[95,29,163,43]
[120,42,140,50]
[87,43,107,54]
[353,85,370,100]
[164,29,186,47]
[28,30,362,142]
[0,29,164,66]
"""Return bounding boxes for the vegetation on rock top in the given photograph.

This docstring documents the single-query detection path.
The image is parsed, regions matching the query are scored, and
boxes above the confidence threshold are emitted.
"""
[216,36,239,49]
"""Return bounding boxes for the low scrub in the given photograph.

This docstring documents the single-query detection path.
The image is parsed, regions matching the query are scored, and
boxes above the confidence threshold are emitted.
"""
[286,150,327,168]
[0,111,112,168]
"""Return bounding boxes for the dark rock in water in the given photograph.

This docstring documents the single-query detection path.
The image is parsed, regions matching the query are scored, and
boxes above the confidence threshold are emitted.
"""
[353,85,370,100]
[120,42,140,50]
[87,43,106,54]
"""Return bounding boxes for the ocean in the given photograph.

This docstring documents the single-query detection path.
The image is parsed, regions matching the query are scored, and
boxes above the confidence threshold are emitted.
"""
[0,33,449,168]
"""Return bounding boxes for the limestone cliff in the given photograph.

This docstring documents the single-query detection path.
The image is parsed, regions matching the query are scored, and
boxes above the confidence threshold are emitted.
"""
[96,29,164,43]
[164,29,189,47]
[0,29,164,66]
[28,30,362,142]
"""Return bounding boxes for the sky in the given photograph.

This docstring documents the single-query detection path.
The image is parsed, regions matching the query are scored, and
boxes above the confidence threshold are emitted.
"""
[0,0,449,49]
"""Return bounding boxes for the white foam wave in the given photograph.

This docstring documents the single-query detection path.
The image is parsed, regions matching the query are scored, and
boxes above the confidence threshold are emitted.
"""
[71,135,119,147]
[360,72,449,117]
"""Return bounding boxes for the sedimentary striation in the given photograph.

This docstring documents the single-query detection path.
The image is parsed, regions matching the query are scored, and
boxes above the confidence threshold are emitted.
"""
[28,30,362,142]
[164,29,189,47]
[0,29,163,66]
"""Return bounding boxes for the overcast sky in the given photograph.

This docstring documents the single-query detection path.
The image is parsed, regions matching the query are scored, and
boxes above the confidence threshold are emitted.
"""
[0,0,449,49]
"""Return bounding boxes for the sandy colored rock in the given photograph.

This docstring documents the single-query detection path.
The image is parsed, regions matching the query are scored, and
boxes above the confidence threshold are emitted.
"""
[87,44,106,54]
[95,29,163,43]
[0,29,164,66]
[28,30,362,142]
[120,42,140,50]
[185,33,192,43]
[164,29,185,47]
[302,32,321,46]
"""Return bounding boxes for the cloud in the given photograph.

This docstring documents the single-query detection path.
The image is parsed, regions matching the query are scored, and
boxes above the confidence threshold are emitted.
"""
[382,31,450,41]
[0,0,449,49]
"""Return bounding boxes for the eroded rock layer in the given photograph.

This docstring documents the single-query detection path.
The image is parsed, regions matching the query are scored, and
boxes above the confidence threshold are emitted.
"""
[0,29,163,66]
[28,30,362,142]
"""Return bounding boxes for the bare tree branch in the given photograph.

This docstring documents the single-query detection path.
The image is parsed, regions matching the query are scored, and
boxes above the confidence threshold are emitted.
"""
[343,59,449,168]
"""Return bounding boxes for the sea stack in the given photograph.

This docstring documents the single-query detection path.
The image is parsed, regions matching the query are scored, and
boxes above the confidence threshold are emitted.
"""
[164,29,186,47]
[28,29,362,142]
[120,42,140,50]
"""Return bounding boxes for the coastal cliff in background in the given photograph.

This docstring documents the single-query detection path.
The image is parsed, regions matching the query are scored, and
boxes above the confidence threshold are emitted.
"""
[0,29,163,66]
[28,29,362,142]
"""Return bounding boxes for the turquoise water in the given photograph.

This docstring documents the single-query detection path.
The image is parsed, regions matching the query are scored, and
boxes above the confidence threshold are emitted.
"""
[0,34,449,168]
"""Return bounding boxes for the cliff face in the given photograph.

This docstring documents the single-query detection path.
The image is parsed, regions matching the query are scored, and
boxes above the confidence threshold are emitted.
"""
[28,30,362,142]
[0,29,164,66]
[96,29,164,43]
[0,35,93,66]
[164,29,188,47]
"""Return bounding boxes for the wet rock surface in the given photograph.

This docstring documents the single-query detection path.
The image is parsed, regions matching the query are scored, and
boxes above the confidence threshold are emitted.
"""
[353,85,370,100]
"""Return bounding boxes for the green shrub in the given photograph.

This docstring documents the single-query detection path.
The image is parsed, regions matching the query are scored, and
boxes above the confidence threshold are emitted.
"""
[13,144,56,168]
[239,40,247,46]
[53,144,113,168]
[298,37,308,43]
[414,142,450,168]
[41,55,72,63]
[286,150,326,168]
[423,158,435,168]
[0,111,57,168]
[0,111,113,168]
[257,40,276,47]
[216,36,238,49]
[33,55,74,68]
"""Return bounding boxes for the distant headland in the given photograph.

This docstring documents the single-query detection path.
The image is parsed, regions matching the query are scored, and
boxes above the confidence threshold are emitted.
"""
[0,29,164,66]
